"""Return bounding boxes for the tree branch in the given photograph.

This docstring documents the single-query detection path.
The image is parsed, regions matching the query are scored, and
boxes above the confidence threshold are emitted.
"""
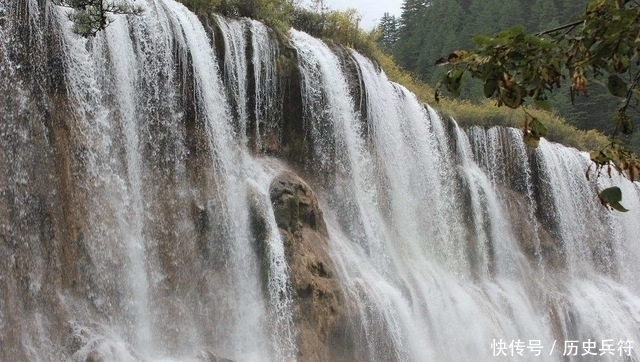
[535,20,584,37]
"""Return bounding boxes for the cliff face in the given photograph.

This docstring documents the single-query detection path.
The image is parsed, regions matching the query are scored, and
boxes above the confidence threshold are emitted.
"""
[2,2,640,362]
[0,3,357,361]
[2,3,84,360]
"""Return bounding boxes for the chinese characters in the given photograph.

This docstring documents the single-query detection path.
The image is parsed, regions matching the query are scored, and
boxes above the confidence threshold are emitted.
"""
[491,339,634,357]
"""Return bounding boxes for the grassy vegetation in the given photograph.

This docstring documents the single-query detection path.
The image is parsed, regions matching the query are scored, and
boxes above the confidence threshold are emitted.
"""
[372,49,435,104]
[289,8,379,58]
[440,99,609,151]
[370,48,608,151]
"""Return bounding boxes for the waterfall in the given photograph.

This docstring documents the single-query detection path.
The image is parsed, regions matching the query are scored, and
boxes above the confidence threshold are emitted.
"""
[250,19,279,152]
[291,32,640,361]
[215,15,249,139]
[54,2,156,353]
[105,11,153,352]
[290,30,388,264]
[2,0,640,361]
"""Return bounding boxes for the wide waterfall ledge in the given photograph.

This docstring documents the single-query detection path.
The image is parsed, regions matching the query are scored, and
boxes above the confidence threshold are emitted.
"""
[1,1,640,361]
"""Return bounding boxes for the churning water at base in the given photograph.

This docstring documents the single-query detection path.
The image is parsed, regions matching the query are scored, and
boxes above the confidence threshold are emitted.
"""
[2,0,640,361]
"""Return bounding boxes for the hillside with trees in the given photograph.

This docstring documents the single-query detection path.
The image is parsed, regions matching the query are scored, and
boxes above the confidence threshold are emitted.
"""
[379,0,640,153]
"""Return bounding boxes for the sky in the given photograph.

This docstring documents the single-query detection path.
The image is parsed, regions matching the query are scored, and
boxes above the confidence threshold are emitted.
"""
[316,0,403,30]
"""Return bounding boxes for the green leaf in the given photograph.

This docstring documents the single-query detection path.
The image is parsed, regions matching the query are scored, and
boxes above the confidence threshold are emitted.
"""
[498,25,525,38]
[608,75,628,97]
[501,85,523,109]
[616,115,635,135]
[483,79,497,98]
[589,40,603,53]
[599,186,629,212]
[534,99,551,111]
[590,150,610,165]
[529,118,548,138]
[614,56,630,73]
[587,0,606,13]
[445,69,464,97]
[472,35,492,46]
[600,187,622,203]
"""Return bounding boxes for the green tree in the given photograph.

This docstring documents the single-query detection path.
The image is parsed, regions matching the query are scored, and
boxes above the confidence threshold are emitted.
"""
[216,0,297,28]
[377,12,399,53]
[52,0,142,37]
[436,0,640,211]
[393,0,429,71]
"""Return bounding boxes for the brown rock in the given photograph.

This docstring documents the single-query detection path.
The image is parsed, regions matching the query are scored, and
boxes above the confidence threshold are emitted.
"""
[195,350,236,362]
[269,172,357,362]
[499,187,565,270]
[68,337,141,362]
[270,172,328,235]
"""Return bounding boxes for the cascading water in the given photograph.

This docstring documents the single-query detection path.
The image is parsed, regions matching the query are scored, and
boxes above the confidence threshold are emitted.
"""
[468,126,545,271]
[291,36,640,361]
[290,30,388,264]
[215,15,249,138]
[1,0,298,360]
[2,0,640,361]
[249,19,279,152]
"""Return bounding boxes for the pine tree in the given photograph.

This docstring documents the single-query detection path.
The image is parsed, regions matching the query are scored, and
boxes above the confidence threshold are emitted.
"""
[52,0,142,37]
[393,0,430,71]
[377,12,399,53]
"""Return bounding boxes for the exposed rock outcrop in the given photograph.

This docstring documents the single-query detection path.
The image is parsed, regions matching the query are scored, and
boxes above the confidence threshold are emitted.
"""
[66,327,234,362]
[268,171,357,362]
[194,350,236,362]
[499,186,564,269]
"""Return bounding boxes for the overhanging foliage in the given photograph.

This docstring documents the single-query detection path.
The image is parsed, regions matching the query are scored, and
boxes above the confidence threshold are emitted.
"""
[436,0,640,211]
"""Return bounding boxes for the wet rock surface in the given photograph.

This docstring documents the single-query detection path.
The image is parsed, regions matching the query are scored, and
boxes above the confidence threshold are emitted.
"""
[194,350,236,362]
[269,171,357,362]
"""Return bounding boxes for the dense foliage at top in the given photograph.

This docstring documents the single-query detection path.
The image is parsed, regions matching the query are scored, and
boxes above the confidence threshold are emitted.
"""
[51,0,378,56]
[430,0,640,211]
